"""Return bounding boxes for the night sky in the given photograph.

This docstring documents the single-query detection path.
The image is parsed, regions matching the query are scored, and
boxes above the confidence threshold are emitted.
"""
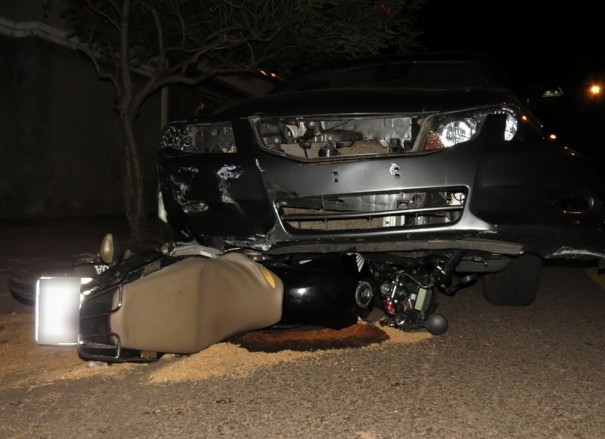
[418,1,604,93]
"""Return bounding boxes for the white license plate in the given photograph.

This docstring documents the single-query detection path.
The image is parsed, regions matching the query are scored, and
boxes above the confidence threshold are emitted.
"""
[35,276,83,346]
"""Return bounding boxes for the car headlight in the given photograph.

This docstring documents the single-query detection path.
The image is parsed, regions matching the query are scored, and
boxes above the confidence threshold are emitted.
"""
[161,122,236,153]
[437,117,478,147]
[421,107,519,150]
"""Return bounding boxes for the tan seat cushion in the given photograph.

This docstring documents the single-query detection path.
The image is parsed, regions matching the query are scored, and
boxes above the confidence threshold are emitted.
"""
[110,253,283,353]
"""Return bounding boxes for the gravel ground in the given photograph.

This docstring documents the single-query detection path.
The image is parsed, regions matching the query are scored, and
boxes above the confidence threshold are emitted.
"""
[1,217,605,438]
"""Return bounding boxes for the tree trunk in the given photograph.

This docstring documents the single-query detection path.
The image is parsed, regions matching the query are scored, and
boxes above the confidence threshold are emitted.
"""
[120,113,147,243]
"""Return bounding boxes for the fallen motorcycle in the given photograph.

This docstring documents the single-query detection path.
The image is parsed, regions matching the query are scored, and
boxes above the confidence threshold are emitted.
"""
[34,234,450,363]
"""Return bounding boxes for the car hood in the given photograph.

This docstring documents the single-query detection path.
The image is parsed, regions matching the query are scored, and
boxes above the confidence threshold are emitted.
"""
[198,87,521,120]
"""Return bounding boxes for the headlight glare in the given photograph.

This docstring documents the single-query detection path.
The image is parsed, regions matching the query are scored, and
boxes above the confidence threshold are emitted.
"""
[421,107,519,150]
[161,122,235,153]
[161,123,189,150]
[503,112,518,141]
[437,118,477,147]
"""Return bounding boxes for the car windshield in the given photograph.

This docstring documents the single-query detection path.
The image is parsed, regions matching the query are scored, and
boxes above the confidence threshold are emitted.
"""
[272,59,509,93]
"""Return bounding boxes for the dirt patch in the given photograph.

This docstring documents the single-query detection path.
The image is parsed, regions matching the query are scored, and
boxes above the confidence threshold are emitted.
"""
[0,313,431,389]
[0,313,138,390]
[228,324,390,352]
[149,324,430,384]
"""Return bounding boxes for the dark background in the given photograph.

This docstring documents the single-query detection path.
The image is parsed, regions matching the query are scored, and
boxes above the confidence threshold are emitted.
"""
[419,1,604,89]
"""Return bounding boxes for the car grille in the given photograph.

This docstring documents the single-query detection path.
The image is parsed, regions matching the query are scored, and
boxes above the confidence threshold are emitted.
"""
[277,188,467,232]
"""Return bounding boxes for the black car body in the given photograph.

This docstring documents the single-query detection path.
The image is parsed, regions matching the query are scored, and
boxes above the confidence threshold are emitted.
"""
[151,54,605,340]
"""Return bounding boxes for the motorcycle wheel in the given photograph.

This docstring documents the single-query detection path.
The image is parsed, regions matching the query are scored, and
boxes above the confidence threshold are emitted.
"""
[9,255,102,306]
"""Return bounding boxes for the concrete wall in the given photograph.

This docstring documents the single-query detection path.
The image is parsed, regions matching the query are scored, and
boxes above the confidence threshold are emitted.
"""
[0,34,165,219]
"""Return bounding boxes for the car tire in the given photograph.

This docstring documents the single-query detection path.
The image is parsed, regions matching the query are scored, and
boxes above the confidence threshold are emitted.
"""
[481,253,543,306]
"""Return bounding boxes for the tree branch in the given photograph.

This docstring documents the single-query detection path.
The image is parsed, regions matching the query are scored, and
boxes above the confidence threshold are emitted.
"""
[84,0,121,31]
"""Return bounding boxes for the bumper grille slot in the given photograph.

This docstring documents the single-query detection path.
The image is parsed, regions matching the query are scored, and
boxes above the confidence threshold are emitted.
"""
[277,188,467,232]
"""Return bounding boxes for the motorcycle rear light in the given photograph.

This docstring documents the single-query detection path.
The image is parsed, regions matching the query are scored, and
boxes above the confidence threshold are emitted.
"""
[35,276,83,346]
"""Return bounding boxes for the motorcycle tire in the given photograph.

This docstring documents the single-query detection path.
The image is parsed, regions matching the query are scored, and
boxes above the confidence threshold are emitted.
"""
[10,265,75,306]
[9,257,102,306]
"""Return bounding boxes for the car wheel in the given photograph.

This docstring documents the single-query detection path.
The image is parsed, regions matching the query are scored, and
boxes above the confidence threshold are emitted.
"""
[481,253,543,306]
